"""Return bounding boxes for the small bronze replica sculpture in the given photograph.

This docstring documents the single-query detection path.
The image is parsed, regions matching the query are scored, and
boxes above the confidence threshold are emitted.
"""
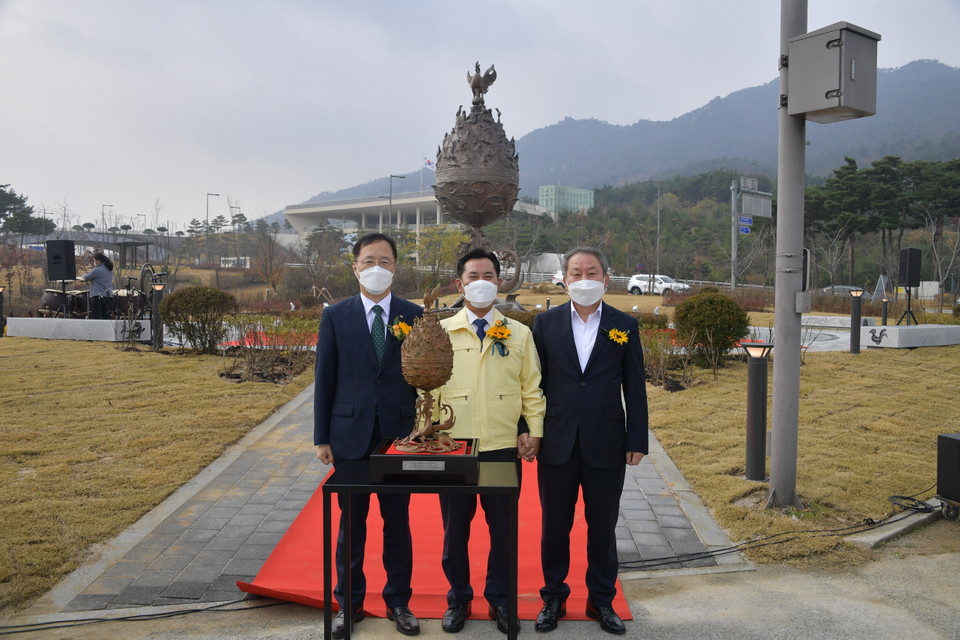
[395,287,460,453]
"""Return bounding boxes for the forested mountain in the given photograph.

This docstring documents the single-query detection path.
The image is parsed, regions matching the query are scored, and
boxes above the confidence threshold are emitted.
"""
[518,59,960,190]
[299,60,959,206]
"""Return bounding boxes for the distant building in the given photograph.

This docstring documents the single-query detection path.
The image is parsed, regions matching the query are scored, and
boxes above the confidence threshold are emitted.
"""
[538,185,595,216]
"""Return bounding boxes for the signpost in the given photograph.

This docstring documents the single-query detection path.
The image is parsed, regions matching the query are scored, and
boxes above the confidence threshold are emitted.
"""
[730,178,773,289]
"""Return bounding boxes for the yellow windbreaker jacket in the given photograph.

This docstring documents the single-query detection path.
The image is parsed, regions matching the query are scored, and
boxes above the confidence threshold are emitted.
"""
[436,308,545,452]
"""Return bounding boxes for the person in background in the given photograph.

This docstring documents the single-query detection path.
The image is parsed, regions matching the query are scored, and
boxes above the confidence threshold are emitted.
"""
[532,246,649,636]
[314,233,424,638]
[433,247,545,635]
[80,252,114,319]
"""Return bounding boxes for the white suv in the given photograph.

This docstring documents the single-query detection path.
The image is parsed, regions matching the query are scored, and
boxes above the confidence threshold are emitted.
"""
[551,270,565,289]
[627,274,690,296]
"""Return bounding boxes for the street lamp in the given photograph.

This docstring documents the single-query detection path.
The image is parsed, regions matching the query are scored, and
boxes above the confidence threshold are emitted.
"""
[151,282,165,350]
[385,174,405,228]
[653,182,660,276]
[849,288,864,354]
[101,204,113,232]
[742,342,773,481]
[205,193,220,234]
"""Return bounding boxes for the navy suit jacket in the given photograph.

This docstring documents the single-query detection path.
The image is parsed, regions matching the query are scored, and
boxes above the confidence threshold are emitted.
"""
[532,301,649,468]
[313,294,424,460]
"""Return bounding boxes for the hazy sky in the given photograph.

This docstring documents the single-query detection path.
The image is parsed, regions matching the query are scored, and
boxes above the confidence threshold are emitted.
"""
[2,1,958,232]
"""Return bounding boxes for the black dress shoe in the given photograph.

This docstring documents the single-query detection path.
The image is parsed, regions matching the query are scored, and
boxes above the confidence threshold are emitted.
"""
[331,608,365,639]
[442,602,471,633]
[586,601,626,635]
[488,605,520,634]
[534,597,566,632]
[386,605,421,636]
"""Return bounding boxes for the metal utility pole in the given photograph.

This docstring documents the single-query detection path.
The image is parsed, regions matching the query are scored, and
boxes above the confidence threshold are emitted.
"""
[767,0,807,509]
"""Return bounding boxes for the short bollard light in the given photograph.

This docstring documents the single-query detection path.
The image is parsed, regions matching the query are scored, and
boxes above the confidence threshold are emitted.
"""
[742,342,773,481]
[881,297,889,326]
[0,284,5,338]
[151,283,165,350]
[849,288,864,354]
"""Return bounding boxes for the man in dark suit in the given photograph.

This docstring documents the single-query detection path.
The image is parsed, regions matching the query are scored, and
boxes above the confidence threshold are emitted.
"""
[531,246,649,636]
[314,233,424,638]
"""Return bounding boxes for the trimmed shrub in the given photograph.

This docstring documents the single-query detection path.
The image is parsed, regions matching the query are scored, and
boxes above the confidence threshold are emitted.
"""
[673,292,750,368]
[636,312,669,330]
[160,286,239,354]
[501,309,540,329]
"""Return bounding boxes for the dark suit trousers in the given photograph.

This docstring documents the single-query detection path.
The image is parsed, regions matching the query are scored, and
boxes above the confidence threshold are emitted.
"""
[333,423,413,610]
[538,442,625,607]
[439,448,521,608]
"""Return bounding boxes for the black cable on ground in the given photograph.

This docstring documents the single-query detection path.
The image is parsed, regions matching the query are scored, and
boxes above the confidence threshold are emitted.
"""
[619,482,938,571]
[0,598,289,636]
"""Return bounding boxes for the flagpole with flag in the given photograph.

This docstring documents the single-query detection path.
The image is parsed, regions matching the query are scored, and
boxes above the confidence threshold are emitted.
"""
[421,153,435,192]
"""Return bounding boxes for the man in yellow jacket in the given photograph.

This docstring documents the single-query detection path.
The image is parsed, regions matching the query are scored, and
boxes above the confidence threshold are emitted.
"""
[435,247,545,635]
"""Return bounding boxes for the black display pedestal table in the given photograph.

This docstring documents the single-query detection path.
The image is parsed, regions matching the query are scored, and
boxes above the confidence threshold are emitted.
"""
[321,461,520,639]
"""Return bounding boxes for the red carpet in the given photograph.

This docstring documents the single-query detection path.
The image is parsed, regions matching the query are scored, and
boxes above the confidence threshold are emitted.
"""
[238,461,631,620]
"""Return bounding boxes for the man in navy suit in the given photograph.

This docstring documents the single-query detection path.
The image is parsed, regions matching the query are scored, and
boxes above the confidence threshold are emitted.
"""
[314,233,424,638]
[531,246,649,636]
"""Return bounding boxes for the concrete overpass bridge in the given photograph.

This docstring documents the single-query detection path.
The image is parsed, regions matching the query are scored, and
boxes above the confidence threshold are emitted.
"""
[282,190,551,236]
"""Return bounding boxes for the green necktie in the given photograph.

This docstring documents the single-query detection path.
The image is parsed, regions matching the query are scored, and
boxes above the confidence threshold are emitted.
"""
[372,305,385,362]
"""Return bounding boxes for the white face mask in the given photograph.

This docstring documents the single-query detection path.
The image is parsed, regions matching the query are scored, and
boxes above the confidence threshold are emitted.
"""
[462,279,499,307]
[357,265,393,295]
[566,279,606,307]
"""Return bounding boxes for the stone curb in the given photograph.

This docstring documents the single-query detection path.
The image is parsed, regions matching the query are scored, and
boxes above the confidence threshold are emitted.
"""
[844,499,943,550]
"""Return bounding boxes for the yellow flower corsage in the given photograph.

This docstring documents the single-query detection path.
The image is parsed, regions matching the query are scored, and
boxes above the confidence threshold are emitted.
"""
[605,327,629,345]
[486,319,511,356]
[390,317,412,341]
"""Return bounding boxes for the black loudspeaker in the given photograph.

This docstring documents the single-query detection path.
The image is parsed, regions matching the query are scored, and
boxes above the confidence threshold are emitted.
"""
[46,240,76,281]
[939,434,960,502]
[898,247,921,287]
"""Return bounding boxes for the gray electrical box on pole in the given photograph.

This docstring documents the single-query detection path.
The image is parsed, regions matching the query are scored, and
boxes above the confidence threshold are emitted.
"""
[787,22,881,124]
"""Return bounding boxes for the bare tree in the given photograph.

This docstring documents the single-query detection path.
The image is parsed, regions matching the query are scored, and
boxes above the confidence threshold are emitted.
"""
[291,226,348,294]
[814,217,861,289]
[919,208,960,312]
[251,220,288,293]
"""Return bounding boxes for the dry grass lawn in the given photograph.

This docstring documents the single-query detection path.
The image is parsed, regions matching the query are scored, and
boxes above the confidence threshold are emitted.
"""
[0,338,313,611]
[650,345,960,565]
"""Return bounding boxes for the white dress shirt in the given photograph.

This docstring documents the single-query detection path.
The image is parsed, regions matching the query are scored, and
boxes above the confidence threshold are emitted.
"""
[569,301,602,372]
[359,292,392,337]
